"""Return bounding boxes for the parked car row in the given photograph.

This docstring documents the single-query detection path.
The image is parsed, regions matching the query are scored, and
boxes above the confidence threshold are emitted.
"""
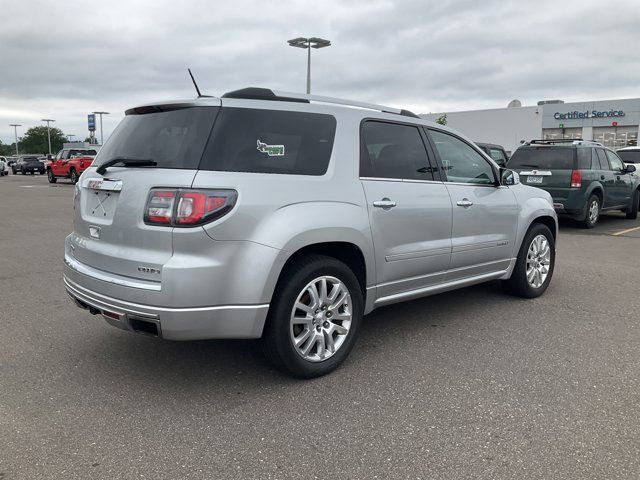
[508,139,638,228]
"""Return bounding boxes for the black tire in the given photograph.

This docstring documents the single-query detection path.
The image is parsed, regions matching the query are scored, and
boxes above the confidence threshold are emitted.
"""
[626,189,639,220]
[581,194,600,228]
[30,170,34,175]
[47,169,57,184]
[262,255,363,378]
[11,167,16,175]
[502,223,555,299]
[69,169,79,185]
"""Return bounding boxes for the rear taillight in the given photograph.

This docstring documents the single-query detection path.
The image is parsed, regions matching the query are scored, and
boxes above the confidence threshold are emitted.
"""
[144,189,237,227]
[570,170,582,188]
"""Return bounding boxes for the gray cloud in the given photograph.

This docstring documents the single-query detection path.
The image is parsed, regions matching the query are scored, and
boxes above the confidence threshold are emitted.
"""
[1,0,639,146]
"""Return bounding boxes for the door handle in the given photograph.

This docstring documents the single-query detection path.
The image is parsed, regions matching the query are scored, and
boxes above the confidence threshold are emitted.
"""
[601,175,605,180]
[456,198,473,208]
[373,198,396,209]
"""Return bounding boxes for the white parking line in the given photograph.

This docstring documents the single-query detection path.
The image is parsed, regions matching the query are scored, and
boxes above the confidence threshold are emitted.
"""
[612,226,640,236]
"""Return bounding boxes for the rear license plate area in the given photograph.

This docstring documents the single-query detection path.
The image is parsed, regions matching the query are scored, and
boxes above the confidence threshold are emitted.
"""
[527,176,543,184]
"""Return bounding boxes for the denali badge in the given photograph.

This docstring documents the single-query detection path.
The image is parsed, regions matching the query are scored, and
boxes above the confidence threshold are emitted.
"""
[138,266,161,274]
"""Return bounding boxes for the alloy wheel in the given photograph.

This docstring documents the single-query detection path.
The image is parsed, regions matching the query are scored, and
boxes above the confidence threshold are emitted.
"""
[289,276,352,362]
[526,234,551,288]
[588,199,599,224]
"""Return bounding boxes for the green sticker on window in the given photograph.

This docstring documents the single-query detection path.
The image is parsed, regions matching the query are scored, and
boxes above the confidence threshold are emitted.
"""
[257,139,285,157]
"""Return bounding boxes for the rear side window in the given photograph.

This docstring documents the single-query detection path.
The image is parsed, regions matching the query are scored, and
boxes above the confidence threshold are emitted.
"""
[360,121,433,180]
[596,149,610,170]
[200,108,336,175]
[508,147,575,170]
[95,107,218,170]
[577,148,592,170]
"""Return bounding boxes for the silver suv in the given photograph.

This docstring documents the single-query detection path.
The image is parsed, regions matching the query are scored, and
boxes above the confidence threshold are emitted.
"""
[64,88,558,377]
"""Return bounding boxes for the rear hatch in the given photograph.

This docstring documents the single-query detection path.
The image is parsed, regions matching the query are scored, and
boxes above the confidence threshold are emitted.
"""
[508,146,575,200]
[70,102,220,283]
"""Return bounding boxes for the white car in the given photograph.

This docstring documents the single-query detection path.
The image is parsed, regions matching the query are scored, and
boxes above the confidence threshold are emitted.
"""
[617,146,640,171]
[0,156,8,176]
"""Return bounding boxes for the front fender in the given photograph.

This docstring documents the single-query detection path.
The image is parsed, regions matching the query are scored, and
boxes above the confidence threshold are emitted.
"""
[513,194,558,257]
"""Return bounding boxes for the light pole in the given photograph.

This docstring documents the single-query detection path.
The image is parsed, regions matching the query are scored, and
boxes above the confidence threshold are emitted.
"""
[9,124,21,155]
[41,118,55,155]
[92,111,109,145]
[287,37,331,94]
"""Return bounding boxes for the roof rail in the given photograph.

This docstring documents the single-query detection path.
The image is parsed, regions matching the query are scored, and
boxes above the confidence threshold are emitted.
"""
[222,87,420,118]
[527,139,603,147]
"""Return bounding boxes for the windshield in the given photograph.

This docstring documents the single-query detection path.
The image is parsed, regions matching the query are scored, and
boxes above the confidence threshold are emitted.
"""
[94,107,218,170]
[508,147,575,170]
[618,150,640,164]
[23,157,40,163]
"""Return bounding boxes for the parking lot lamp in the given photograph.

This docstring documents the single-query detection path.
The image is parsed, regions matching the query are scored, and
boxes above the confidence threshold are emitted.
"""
[41,119,55,155]
[92,111,109,145]
[287,37,331,94]
[9,124,21,155]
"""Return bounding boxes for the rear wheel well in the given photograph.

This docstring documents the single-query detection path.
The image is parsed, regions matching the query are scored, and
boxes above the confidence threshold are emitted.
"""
[530,216,557,241]
[278,242,367,296]
[590,188,603,204]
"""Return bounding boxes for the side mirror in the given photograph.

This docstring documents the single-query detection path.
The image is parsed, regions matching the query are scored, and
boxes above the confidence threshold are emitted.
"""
[500,168,520,186]
[625,164,636,173]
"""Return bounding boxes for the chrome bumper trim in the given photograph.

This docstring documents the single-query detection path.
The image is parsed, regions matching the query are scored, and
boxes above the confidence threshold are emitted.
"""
[64,252,162,291]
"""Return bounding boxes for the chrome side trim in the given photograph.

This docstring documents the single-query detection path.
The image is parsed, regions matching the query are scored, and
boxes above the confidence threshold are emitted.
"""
[385,247,450,262]
[65,253,162,291]
[374,269,508,307]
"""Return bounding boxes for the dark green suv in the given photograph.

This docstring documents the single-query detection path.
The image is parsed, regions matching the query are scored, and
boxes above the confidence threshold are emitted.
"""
[509,140,639,228]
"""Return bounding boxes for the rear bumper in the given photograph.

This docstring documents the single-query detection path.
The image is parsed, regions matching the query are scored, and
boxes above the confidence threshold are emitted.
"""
[64,274,269,341]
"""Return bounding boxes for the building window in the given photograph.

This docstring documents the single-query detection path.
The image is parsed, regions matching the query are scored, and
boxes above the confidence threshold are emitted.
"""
[543,128,583,141]
[593,126,638,149]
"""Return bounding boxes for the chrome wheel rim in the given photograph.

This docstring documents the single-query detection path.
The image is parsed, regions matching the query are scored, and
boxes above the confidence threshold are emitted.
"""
[588,199,599,224]
[526,234,551,288]
[290,276,352,362]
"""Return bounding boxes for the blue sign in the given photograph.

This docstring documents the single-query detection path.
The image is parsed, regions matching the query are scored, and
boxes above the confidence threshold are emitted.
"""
[88,114,96,131]
[554,110,625,120]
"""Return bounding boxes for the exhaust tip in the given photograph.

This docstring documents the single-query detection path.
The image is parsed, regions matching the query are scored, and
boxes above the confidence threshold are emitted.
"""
[129,317,160,337]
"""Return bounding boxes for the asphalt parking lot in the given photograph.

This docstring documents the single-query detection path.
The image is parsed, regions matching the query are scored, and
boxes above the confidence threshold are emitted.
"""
[1,172,639,480]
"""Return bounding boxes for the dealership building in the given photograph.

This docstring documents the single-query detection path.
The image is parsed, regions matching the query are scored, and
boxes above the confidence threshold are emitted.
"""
[421,97,640,155]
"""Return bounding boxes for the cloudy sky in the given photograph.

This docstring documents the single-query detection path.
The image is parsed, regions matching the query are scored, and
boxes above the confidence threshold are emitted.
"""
[1,0,639,146]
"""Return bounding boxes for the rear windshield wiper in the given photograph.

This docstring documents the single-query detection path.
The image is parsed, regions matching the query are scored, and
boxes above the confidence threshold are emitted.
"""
[96,157,157,175]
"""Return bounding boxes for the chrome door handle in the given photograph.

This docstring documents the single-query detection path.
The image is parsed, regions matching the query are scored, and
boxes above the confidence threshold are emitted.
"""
[373,198,396,209]
[456,198,473,208]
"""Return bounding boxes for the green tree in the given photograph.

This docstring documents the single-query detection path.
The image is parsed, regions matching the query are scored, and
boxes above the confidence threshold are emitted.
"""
[0,140,15,156]
[435,114,447,126]
[19,125,67,155]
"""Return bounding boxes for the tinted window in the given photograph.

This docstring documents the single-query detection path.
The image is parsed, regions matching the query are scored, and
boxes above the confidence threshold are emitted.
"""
[360,122,432,180]
[577,148,592,170]
[589,149,600,170]
[201,108,335,176]
[596,149,610,170]
[606,150,624,171]
[94,107,218,170]
[430,130,495,185]
[508,147,575,170]
[618,150,640,164]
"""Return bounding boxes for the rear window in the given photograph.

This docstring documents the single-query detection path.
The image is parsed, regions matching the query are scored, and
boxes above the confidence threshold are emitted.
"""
[200,108,336,175]
[618,150,640,164]
[94,107,218,170]
[69,149,97,157]
[508,147,575,170]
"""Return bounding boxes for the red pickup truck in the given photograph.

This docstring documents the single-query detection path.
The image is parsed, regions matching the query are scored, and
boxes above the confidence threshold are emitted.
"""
[47,148,98,184]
